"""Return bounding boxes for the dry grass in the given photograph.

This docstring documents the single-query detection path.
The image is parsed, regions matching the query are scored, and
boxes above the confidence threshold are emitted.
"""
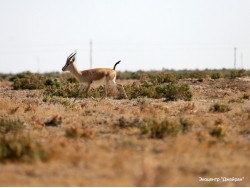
[0,76,250,186]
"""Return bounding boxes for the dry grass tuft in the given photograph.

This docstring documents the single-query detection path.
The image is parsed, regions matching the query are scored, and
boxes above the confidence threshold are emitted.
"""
[0,117,24,134]
[0,134,51,163]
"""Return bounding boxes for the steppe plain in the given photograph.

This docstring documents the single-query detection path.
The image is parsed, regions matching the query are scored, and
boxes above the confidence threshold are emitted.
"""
[0,71,250,186]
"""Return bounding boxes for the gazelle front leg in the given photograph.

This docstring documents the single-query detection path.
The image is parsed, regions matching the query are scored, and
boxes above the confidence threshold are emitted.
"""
[74,84,85,102]
[85,84,98,101]
[98,81,109,102]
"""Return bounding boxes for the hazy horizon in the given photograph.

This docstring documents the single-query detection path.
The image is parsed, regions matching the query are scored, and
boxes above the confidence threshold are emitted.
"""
[1,0,250,73]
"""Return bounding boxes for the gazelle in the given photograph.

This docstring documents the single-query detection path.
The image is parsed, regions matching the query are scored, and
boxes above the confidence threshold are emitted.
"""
[62,52,128,101]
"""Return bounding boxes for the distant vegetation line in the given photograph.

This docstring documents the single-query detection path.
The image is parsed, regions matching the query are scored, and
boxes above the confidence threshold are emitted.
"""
[0,68,250,80]
[0,68,249,102]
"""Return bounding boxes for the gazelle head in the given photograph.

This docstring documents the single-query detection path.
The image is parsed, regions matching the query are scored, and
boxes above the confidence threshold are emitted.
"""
[62,52,76,71]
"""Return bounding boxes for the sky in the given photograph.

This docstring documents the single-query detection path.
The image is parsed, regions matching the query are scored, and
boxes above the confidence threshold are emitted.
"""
[0,0,250,73]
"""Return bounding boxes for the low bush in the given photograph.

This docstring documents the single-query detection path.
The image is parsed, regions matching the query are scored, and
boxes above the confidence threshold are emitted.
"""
[11,72,63,90]
[116,117,140,129]
[148,72,177,85]
[123,83,192,101]
[0,118,24,134]
[13,74,46,90]
[44,115,62,127]
[0,134,51,162]
[210,103,231,113]
[209,126,226,139]
[44,83,104,99]
[65,127,94,139]
[139,118,182,139]
[210,72,222,79]
[45,78,62,88]
[163,83,192,101]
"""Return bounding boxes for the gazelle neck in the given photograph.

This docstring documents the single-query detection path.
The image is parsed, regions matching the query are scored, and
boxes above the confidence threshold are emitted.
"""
[68,63,83,81]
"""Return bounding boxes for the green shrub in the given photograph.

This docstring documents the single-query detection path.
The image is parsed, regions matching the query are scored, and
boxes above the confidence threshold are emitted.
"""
[148,72,177,85]
[11,72,63,90]
[12,73,46,90]
[229,70,238,79]
[45,78,62,88]
[163,83,192,101]
[44,84,77,98]
[123,83,192,101]
[44,83,104,99]
[9,71,32,82]
[117,70,145,80]
[127,84,159,99]
[210,72,222,79]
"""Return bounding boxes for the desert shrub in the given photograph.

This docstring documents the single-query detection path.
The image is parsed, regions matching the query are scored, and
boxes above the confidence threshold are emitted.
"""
[228,70,238,79]
[45,78,62,88]
[0,134,51,162]
[210,103,231,113]
[210,72,222,79]
[116,117,140,128]
[65,127,94,139]
[237,69,246,77]
[163,83,192,101]
[225,69,246,79]
[179,118,195,133]
[42,95,78,110]
[12,73,46,90]
[44,83,78,98]
[187,70,207,80]
[117,71,144,80]
[44,83,104,99]
[11,72,64,90]
[148,72,177,85]
[139,118,182,139]
[114,117,193,139]
[209,126,226,138]
[127,84,159,98]
[9,71,32,82]
[0,73,14,81]
[242,93,249,100]
[0,118,24,134]
[66,76,78,83]
[44,115,62,127]
[124,83,192,101]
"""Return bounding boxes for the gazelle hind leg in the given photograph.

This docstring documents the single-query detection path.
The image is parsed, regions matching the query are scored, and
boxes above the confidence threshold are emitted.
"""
[117,83,128,99]
[112,80,127,99]
[100,80,109,100]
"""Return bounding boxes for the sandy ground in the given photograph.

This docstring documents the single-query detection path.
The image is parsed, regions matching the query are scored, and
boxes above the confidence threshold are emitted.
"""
[0,78,250,186]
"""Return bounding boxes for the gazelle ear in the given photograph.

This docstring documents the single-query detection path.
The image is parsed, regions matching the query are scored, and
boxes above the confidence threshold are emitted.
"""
[71,56,75,62]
